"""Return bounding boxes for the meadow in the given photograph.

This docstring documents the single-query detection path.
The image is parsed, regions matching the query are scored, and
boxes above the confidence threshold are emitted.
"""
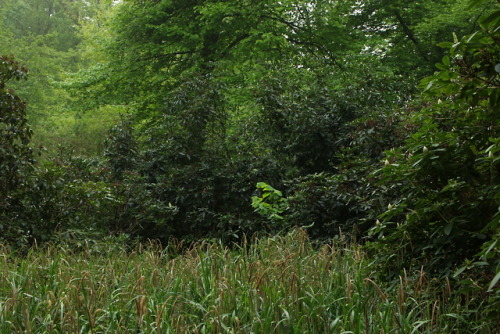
[0,229,494,333]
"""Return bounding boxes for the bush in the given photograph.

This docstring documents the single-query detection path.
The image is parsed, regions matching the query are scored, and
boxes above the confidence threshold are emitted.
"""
[0,55,33,245]
[368,7,499,284]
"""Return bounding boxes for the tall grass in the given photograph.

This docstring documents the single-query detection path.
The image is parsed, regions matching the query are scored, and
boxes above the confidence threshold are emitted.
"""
[0,229,495,333]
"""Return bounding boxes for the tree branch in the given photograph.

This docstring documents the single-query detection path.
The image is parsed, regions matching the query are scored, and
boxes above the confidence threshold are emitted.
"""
[139,50,198,63]
[393,10,429,62]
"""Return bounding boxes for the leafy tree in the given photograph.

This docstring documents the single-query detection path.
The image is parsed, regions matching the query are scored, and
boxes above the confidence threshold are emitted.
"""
[0,58,119,246]
[104,116,139,180]
[0,0,117,154]
[369,2,499,280]
[0,55,34,244]
[351,0,498,78]
[43,0,497,257]
[61,0,364,240]
[0,55,32,208]
[69,0,365,112]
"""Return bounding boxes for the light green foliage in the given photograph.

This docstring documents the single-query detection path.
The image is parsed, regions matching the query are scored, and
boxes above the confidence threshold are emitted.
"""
[0,229,494,333]
[252,182,288,223]
[35,105,125,155]
[0,0,116,155]
[69,0,363,114]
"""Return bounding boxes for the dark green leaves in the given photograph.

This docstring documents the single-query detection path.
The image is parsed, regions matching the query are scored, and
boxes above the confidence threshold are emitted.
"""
[371,5,499,281]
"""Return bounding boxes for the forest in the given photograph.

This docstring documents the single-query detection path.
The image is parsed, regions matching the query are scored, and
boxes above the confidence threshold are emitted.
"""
[1,0,499,332]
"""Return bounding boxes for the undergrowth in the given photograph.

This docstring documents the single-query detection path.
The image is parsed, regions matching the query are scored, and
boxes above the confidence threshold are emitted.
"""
[0,229,496,333]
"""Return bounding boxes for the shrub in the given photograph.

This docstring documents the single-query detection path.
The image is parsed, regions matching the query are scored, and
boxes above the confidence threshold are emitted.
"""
[0,55,33,245]
[368,6,499,284]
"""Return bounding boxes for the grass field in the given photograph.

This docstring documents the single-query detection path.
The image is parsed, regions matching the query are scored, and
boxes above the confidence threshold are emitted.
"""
[0,229,496,333]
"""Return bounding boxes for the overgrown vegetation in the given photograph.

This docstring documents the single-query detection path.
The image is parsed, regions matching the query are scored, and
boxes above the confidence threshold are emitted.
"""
[0,230,496,333]
[1,0,499,331]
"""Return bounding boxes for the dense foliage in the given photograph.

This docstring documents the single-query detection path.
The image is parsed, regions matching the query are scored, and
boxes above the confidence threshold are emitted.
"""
[372,6,500,276]
[0,0,499,328]
[1,230,496,333]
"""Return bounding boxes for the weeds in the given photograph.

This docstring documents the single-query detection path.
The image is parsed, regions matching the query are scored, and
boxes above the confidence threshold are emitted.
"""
[0,229,496,333]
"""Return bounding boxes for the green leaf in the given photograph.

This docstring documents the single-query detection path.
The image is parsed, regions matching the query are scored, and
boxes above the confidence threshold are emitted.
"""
[489,88,500,109]
[472,261,488,266]
[453,265,467,277]
[483,239,497,258]
[488,271,500,292]
[480,10,500,28]
[436,42,453,49]
[444,223,453,236]
[442,55,450,66]
[467,0,488,10]
[424,80,434,92]
[435,63,447,70]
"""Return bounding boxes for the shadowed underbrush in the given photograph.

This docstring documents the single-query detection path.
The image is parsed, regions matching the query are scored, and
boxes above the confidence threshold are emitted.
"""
[0,229,496,333]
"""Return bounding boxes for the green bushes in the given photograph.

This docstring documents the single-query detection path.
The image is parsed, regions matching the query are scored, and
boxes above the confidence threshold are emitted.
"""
[11,151,115,244]
[0,55,33,245]
[252,68,356,174]
[284,168,376,241]
[368,7,499,277]
[0,67,120,244]
[355,11,500,324]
